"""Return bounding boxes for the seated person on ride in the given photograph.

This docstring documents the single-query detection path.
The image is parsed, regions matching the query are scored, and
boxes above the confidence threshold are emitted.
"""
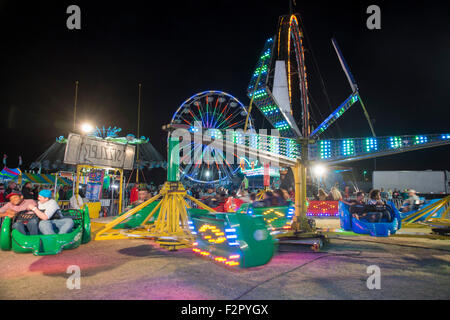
[200,187,217,207]
[224,191,246,212]
[327,187,343,201]
[274,189,289,206]
[213,192,228,212]
[399,189,420,212]
[0,191,39,235]
[317,188,328,201]
[69,192,84,210]
[200,187,216,200]
[32,190,74,235]
[342,191,365,206]
[253,191,278,207]
[134,189,151,205]
[368,189,384,206]
[365,189,391,222]
[342,191,367,219]
[236,189,251,203]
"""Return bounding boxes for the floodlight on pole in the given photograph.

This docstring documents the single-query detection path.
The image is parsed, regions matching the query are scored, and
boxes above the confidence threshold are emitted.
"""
[312,164,327,195]
[312,164,327,177]
[81,123,94,134]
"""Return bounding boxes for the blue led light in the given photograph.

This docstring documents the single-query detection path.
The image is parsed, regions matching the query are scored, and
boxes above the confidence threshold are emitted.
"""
[414,135,428,144]
[320,140,332,159]
[365,138,378,152]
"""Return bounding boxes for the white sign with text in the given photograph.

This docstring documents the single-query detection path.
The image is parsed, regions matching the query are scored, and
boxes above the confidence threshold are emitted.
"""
[64,133,135,170]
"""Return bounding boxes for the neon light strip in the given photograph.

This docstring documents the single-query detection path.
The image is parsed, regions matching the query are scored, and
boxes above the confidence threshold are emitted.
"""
[310,92,359,138]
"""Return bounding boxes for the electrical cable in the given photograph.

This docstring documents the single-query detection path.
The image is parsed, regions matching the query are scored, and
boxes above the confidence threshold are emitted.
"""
[308,93,326,131]
[298,15,343,138]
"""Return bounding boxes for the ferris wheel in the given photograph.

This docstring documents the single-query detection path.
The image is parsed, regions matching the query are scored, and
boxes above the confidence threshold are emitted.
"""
[170,90,254,185]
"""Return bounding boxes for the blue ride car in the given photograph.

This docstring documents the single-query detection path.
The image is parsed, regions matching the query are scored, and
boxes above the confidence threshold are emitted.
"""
[339,201,402,237]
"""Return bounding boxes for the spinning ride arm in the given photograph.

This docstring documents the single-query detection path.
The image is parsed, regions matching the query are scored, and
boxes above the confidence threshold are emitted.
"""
[309,134,450,165]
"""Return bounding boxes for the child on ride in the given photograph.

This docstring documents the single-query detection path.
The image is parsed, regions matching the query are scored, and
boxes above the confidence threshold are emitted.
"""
[29,190,74,235]
[366,189,391,222]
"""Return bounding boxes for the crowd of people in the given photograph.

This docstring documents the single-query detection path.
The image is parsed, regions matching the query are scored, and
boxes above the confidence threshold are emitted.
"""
[339,188,422,223]
[315,185,418,203]
[0,181,81,203]
[126,183,295,213]
[0,177,425,236]
[126,182,422,216]
[0,180,87,211]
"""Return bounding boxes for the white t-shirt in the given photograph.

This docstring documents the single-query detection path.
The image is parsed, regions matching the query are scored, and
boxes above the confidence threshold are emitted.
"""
[70,194,84,209]
[38,199,60,219]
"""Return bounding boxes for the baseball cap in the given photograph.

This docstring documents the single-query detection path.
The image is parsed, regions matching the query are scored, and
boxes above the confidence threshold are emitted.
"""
[39,189,52,199]
[6,191,22,200]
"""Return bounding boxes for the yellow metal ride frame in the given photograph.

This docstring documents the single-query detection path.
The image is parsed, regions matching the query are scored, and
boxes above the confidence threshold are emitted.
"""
[94,181,217,249]
[402,195,450,227]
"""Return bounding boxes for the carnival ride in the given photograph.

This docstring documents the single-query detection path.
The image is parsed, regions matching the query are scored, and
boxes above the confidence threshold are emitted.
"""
[339,202,402,237]
[187,202,295,268]
[0,125,168,256]
[400,196,450,234]
[338,194,450,237]
[170,91,254,185]
[93,11,450,267]
[0,206,91,255]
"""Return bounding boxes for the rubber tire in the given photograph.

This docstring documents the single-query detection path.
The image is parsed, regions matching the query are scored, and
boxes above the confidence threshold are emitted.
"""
[0,217,12,251]
[81,207,91,244]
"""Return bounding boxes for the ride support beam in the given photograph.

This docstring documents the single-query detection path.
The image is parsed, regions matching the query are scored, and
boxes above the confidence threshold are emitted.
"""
[118,168,123,215]
[293,160,308,232]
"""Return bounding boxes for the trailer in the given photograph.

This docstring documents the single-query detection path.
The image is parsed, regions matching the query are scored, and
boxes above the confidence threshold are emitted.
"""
[373,170,449,195]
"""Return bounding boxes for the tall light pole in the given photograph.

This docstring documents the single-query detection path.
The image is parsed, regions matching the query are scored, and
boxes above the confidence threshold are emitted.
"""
[136,83,142,184]
[73,80,79,132]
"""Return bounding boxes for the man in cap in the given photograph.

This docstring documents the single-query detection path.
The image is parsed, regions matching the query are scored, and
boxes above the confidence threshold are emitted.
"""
[400,189,421,212]
[29,189,74,235]
[0,191,39,235]
[5,181,18,197]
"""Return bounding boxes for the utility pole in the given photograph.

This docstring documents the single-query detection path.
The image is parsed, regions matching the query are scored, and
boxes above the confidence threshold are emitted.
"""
[73,80,79,132]
[136,83,142,184]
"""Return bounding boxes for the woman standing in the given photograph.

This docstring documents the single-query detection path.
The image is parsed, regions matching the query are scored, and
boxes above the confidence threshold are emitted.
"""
[22,182,35,199]
[317,188,328,201]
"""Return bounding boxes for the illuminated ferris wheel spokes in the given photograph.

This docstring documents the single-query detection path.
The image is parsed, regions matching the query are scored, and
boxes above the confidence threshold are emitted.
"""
[171,91,254,184]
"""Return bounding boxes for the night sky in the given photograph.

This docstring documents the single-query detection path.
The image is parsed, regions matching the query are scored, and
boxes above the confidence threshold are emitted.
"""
[1,0,449,181]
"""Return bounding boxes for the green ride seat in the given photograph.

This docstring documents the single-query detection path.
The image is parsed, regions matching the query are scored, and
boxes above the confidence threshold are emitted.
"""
[0,206,91,255]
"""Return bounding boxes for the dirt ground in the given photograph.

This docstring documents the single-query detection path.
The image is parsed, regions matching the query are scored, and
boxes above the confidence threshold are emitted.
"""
[0,219,449,300]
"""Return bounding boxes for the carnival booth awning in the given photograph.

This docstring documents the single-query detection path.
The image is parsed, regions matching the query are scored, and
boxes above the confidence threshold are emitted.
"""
[2,171,73,186]
[20,172,73,186]
[0,167,21,179]
[30,129,167,172]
